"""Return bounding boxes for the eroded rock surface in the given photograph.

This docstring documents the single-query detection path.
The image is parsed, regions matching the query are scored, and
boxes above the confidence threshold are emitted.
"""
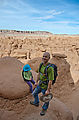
[0,57,37,99]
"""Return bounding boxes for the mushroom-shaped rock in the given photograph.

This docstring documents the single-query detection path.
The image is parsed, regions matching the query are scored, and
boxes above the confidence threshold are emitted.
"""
[27,57,42,72]
[52,53,67,58]
[0,57,37,99]
[49,54,74,99]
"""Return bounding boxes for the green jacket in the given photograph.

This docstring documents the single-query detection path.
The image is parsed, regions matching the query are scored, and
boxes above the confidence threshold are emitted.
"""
[22,71,32,81]
[39,63,54,89]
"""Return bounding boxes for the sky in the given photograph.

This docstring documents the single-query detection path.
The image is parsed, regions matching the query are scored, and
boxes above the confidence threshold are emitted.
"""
[0,0,79,34]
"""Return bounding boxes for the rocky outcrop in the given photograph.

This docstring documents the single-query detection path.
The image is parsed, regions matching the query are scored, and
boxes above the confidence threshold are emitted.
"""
[0,97,73,120]
[0,55,75,120]
[27,57,42,72]
[0,34,79,83]
[22,97,73,120]
[27,54,74,101]
[0,30,52,36]
[0,57,37,99]
[50,98,73,120]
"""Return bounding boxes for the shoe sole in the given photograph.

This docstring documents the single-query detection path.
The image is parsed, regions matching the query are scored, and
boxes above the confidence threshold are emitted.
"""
[30,102,39,107]
[40,110,47,116]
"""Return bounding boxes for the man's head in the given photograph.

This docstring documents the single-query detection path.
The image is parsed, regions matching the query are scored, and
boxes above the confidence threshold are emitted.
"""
[42,52,50,64]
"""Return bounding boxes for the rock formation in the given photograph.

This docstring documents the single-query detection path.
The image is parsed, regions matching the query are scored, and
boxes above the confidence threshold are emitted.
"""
[0,34,79,83]
[0,56,37,99]
[0,31,79,120]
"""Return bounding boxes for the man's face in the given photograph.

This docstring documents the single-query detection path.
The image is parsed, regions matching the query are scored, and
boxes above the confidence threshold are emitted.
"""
[42,52,50,64]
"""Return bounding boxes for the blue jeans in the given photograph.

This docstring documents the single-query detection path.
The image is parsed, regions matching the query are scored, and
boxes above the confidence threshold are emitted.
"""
[32,85,49,110]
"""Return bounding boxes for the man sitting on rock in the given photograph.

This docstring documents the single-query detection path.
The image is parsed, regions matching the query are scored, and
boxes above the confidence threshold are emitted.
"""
[30,52,54,116]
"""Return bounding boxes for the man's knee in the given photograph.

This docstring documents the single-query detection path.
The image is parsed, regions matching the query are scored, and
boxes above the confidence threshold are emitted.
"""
[32,87,39,96]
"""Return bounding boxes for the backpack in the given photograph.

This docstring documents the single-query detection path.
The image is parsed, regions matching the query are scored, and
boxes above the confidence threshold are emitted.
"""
[39,63,58,85]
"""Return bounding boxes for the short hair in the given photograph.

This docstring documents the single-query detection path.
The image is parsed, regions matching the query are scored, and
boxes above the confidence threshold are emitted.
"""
[43,52,50,59]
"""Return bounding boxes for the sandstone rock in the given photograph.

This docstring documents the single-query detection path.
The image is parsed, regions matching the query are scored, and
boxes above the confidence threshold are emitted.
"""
[66,87,79,120]
[0,109,19,120]
[23,97,73,120]
[52,53,67,58]
[0,33,79,120]
[49,55,74,100]
[27,57,42,72]
[0,56,37,99]
[50,98,73,120]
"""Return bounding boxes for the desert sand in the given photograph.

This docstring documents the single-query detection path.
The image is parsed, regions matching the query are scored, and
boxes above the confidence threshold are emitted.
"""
[0,30,79,120]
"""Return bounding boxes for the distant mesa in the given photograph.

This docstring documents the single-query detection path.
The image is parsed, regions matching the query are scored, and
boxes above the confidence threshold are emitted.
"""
[0,29,53,36]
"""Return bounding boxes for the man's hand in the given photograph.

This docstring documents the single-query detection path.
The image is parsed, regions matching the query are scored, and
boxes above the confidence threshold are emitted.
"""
[45,89,50,95]
[34,82,38,88]
[45,80,52,95]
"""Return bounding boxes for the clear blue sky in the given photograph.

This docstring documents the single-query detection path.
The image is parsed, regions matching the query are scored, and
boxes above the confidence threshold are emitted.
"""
[0,0,79,34]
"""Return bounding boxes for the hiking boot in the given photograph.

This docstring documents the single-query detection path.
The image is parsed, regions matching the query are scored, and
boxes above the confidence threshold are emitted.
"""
[40,109,47,116]
[30,101,39,107]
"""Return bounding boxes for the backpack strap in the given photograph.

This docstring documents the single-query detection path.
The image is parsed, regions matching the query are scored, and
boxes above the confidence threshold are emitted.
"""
[44,63,58,85]
[39,63,52,76]
[44,63,52,77]
[39,62,43,72]
[39,63,54,85]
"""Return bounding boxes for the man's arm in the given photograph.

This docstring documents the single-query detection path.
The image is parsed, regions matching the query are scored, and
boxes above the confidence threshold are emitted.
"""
[34,73,40,87]
[47,80,52,91]
[45,80,52,95]
[36,73,40,82]
[45,66,54,95]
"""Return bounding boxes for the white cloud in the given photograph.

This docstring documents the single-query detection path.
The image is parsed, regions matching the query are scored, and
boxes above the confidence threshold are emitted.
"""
[0,0,79,34]
[2,0,40,14]
[33,10,64,20]
[47,9,64,15]
[0,0,64,20]
[38,20,79,25]
[34,15,54,20]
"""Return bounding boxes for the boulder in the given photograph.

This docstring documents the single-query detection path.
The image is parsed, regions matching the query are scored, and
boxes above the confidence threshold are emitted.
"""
[52,53,67,58]
[49,98,73,120]
[49,55,74,99]
[27,57,42,72]
[0,56,37,99]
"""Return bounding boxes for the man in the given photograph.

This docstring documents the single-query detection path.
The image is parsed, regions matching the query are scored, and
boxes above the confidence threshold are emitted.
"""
[30,52,54,116]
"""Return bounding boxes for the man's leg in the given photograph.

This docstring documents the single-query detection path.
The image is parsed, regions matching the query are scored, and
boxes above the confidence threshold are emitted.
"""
[40,88,49,116]
[42,102,49,110]
[30,85,41,106]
